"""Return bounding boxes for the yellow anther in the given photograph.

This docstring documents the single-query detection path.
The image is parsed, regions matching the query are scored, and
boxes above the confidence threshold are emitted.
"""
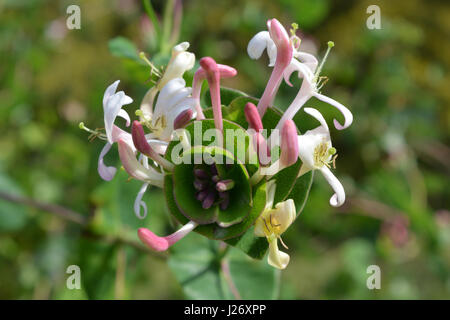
[314,140,338,169]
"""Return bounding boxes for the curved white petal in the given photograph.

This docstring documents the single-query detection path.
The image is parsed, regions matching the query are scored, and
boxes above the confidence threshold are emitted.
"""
[102,80,120,106]
[266,38,277,67]
[118,140,164,186]
[294,51,318,72]
[272,199,296,234]
[117,109,131,127]
[153,78,190,121]
[320,166,345,207]
[313,92,353,130]
[111,125,135,151]
[267,238,290,269]
[248,31,271,60]
[283,58,314,87]
[140,87,158,119]
[134,182,149,219]
[304,107,329,133]
[254,218,266,238]
[103,89,133,144]
[159,50,195,89]
[173,41,190,52]
[98,142,117,181]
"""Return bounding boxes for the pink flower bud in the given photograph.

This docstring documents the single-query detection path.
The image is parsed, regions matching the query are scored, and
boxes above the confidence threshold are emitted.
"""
[173,108,193,129]
[280,120,299,167]
[245,102,263,131]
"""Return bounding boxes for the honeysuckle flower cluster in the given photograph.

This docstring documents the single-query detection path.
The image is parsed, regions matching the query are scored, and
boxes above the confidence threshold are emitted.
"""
[82,18,353,270]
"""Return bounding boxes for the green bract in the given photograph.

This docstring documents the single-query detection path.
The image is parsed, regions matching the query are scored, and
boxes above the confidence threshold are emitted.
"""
[163,90,313,259]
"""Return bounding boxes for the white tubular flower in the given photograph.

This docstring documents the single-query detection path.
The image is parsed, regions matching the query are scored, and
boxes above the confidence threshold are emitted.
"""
[150,78,196,141]
[98,125,134,181]
[254,182,296,269]
[248,27,317,71]
[139,42,195,127]
[97,80,133,181]
[103,80,133,144]
[158,42,195,90]
[297,108,345,207]
[275,41,353,132]
[249,22,352,132]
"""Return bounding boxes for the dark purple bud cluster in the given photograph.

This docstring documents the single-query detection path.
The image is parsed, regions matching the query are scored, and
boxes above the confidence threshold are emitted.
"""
[193,164,234,210]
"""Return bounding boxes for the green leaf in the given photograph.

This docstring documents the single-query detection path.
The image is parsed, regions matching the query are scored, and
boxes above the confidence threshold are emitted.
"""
[79,238,118,299]
[168,232,277,300]
[168,232,227,299]
[225,226,268,260]
[108,36,140,62]
[288,171,314,216]
[228,247,279,299]
[271,158,302,204]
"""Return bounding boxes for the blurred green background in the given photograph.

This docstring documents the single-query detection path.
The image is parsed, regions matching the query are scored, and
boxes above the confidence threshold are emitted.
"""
[0,0,449,299]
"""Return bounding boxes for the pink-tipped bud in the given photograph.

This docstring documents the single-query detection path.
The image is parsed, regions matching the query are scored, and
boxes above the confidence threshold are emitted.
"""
[280,120,299,167]
[245,102,263,131]
[138,221,197,252]
[138,228,170,251]
[199,57,219,78]
[199,57,223,132]
[268,18,293,66]
[217,64,237,78]
[132,120,153,157]
[132,120,174,171]
[254,132,271,166]
[173,108,193,129]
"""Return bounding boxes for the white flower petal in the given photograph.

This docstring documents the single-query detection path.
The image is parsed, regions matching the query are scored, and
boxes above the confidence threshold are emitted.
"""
[298,131,322,169]
[247,31,277,66]
[304,107,329,133]
[98,142,117,181]
[102,80,120,106]
[117,108,131,127]
[293,51,318,72]
[140,87,158,119]
[272,199,296,233]
[267,238,290,269]
[283,58,314,87]
[134,183,149,219]
[153,78,190,121]
[320,166,346,207]
[118,140,164,185]
[159,51,195,89]
[103,87,133,143]
[313,92,353,130]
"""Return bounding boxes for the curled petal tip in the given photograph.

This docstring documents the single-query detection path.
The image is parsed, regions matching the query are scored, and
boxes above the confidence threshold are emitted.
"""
[333,117,353,130]
[138,228,169,252]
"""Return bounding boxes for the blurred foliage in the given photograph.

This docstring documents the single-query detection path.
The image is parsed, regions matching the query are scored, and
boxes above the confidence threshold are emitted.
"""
[0,0,449,299]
